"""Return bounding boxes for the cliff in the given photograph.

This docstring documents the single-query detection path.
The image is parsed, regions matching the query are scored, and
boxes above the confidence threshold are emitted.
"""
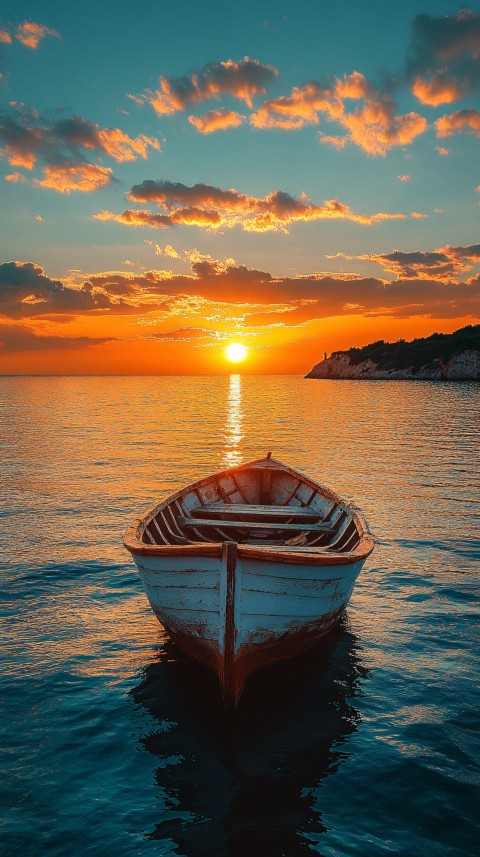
[306,325,480,380]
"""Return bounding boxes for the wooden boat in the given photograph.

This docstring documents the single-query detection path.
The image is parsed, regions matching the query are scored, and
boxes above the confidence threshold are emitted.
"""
[124,454,375,707]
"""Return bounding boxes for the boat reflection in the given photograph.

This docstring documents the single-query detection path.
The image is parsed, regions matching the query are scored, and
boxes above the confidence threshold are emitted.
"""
[130,621,367,856]
[224,374,243,468]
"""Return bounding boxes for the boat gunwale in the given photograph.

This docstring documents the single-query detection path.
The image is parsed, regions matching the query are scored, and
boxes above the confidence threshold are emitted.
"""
[123,457,375,566]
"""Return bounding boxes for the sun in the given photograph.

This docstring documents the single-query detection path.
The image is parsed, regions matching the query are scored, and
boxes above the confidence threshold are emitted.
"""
[226,343,248,363]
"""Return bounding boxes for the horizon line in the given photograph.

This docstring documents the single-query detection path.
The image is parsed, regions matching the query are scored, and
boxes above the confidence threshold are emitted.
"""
[0,372,306,377]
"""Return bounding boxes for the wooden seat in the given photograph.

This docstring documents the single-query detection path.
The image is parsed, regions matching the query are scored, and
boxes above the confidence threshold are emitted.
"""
[178,516,335,533]
[190,503,322,522]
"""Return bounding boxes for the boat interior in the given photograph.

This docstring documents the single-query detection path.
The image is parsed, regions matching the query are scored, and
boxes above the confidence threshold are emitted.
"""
[141,459,362,554]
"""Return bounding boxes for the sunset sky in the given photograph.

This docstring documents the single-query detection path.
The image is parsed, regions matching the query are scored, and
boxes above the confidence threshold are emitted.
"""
[1,1,479,373]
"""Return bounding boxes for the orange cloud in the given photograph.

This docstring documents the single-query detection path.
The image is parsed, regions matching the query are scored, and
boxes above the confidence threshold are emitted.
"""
[251,82,338,129]
[95,128,160,161]
[188,109,245,134]
[95,207,221,228]
[164,244,180,259]
[34,164,113,193]
[251,73,427,155]
[3,255,479,335]
[95,178,410,233]
[0,30,12,44]
[150,326,221,342]
[250,109,308,130]
[411,77,463,106]
[134,57,278,115]
[398,175,411,182]
[5,171,26,183]
[15,21,60,49]
[335,71,371,99]
[145,242,181,259]
[7,151,37,169]
[338,98,427,156]
[318,134,347,149]
[435,109,480,138]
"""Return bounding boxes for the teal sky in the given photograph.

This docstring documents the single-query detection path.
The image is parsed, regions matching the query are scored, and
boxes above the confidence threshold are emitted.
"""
[0,2,479,373]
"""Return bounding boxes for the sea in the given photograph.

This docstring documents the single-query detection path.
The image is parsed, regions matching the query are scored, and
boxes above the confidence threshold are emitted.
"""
[1,375,479,857]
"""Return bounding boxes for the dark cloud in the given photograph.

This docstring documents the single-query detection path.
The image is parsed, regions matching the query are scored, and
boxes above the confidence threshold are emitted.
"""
[193,261,272,282]
[361,243,480,280]
[436,108,480,137]
[407,9,480,105]
[290,277,480,323]
[190,259,229,277]
[32,314,75,323]
[0,323,113,352]
[0,261,136,317]
[454,243,480,260]
[129,179,248,208]
[0,103,159,189]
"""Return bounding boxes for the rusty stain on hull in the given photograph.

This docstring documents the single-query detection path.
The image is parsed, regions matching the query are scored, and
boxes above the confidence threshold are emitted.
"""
[157,615,219,672]
[231,607,346,704]
[154,603,347,707]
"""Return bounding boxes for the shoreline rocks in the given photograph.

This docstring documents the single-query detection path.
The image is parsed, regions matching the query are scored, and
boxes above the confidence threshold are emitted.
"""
[305,349,480,380]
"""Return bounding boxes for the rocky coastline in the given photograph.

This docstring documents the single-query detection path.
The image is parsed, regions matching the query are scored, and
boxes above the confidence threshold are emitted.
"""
[305,326,480,380]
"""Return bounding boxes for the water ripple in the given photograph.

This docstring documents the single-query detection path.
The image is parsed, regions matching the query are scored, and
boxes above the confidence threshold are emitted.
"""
[0,376,479,856]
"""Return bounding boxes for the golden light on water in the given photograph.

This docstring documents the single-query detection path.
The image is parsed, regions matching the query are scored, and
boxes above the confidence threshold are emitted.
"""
[224,373,243,467]
[226,343,248,363]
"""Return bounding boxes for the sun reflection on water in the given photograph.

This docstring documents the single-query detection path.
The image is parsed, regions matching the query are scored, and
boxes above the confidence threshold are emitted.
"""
[224,373,244,468]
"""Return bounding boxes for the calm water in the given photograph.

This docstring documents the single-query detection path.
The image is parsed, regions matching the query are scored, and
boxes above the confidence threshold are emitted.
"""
[1,376,479,857]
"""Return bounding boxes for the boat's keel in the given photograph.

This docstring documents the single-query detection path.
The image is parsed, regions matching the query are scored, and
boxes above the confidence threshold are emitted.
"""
[159,603,347,709]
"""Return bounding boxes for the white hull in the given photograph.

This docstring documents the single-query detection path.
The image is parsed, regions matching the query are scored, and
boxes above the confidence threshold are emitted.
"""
[132,550,366,703]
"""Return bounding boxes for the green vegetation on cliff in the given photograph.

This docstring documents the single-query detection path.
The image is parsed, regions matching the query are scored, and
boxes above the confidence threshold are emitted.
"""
[343,325,480,373]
